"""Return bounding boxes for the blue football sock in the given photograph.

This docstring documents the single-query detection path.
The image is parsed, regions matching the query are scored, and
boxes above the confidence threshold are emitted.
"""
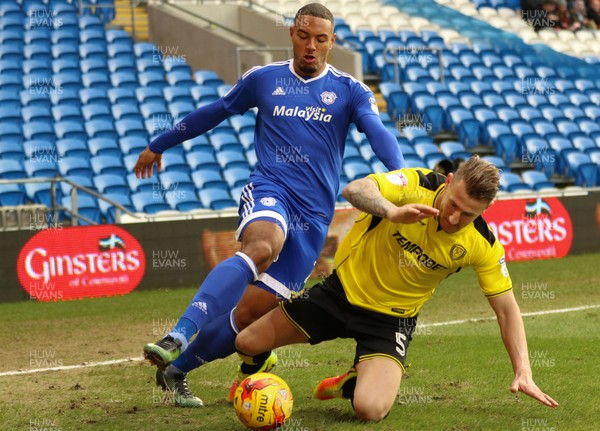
[172,252,257,347]
[171,309,238,373]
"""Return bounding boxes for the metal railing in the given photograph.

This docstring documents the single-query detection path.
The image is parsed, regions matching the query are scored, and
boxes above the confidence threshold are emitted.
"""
[0,177,140,231]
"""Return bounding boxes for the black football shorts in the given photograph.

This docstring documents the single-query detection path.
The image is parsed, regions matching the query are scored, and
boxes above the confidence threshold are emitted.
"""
[280,271,417,370]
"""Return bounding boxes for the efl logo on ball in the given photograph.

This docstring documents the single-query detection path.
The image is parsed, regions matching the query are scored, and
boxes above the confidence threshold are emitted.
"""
[233,372,293,430]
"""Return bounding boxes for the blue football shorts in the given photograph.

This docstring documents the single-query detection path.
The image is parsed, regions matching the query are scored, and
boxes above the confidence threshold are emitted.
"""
[235,179,329,300]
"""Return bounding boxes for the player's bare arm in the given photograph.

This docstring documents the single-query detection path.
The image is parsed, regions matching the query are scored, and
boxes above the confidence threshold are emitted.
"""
[135,147,162,179]
[487,292,558,408]
[343,177,439,223]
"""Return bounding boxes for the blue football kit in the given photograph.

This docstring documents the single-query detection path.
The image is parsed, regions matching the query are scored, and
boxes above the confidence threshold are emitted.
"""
[146,60,405,370]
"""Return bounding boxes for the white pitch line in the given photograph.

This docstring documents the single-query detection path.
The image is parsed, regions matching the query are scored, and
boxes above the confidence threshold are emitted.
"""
[0,357,144,377]
[2,304,599,378]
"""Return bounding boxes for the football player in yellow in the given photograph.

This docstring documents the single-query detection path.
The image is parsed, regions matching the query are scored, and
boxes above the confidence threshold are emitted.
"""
[235,156,558,421]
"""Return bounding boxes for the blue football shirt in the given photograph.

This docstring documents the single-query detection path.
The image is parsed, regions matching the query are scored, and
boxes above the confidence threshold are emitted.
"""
[221,60,380,223]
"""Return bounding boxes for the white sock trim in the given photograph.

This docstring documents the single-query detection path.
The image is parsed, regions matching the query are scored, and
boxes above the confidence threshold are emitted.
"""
[230,307,240,334]
[235,251,259,280]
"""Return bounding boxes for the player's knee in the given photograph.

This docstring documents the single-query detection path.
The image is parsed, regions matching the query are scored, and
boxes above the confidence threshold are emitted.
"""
[241,240,278,272]
[234,304,260,331]
[234,329,254,356]
[352,396,392,422]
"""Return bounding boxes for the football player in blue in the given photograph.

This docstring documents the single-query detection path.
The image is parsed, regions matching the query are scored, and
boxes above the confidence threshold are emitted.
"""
[134,3,405,407]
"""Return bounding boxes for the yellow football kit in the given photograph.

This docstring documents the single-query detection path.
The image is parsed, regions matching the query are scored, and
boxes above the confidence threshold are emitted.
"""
[335,168,512,318]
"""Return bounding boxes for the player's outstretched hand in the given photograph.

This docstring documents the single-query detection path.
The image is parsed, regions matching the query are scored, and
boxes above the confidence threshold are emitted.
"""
[135,147,162,179]
[511,374,558,408]
[386,204,439,224]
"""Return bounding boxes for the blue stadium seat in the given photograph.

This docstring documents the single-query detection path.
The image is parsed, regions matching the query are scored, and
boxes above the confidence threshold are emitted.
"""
[481,155,508,172]
[108,88,137,105]
[216,150,249,170]
[79,28,106,46]
[487,123,519,164]
[110,71,138,90]
[449,108,480,148]
[0,106,22,127]
[158,171,196,193]
[182,135,212,154]
[60,194,102,225]
[90,155,126,176]
[191,169,228,191]
[0,142,24,162]
[572,136,598,154]
[85,120,117,140]
[168,101,195,120]
[190,85,220,103]
[50,88,81,107]
[548,136,578,175]
[439,141,472,161]
[23,122,54,143]
[0,160,26,179]
[222,167,250,188]
[54,121,87,141]
[80,88,110,106]
[194,70,224,88]
[87,138,121,158]
[343,161,372,180]
[136,87,165,105]
[52,43,79,62]
[94,174,130,195]
[99,193,135,223]
[0,184,26,206]
[111,103,143,122]
[499,172,531,192]
[166,71,195,89]
[166,191,204,212]
[413,94,444,134]
[163,57,192,75]
[163,86,194,105]
[415,143,443,166]
[106,29,132,46]
[115,119,148,139]
[380,82,408,119]
[125,171,154,193]
[119,136,148,156]
[210,133,242,152]
[139,71,167,90]
[198,188,237,210]
[556,119,584,140]
[55,138,89,159]
[402,126,433,146]
[161,153,191,174]
[136,57,164,74]
[131,191,171,214]
[577,120,600,137]
[24,182,61,208]
[58,157,94,179]
[109,57,137,75]
[24,159,59,178]
[81,104,112,123]
[133,42,157,59]
[565,152,598,187]
[229,115,256,135]
[521,170,555,191]
[81,72,111,90]
[107,43,135,63]
[533,120,561,141]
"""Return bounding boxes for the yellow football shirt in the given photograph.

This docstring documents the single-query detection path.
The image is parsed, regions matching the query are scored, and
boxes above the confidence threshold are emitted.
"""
[335,168,512,318]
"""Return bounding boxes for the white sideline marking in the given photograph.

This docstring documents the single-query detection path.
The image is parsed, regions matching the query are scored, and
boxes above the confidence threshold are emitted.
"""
[2,304,599,378]
[0,357,144,377]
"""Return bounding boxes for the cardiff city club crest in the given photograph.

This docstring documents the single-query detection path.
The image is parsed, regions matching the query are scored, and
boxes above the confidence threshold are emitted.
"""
[320,91,337,105]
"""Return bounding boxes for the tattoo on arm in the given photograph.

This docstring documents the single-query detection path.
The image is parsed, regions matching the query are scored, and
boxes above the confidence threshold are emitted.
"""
[344,179,395,219]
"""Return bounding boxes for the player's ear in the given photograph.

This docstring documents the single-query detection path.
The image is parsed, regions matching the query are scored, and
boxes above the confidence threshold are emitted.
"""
[445,172,453,185]
[289,26,294,38]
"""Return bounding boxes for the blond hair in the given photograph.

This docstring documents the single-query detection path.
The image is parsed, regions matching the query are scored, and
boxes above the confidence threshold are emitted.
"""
[453,155,500,203]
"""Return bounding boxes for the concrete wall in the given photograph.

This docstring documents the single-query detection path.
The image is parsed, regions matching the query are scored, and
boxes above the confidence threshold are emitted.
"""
[147,3,362,84]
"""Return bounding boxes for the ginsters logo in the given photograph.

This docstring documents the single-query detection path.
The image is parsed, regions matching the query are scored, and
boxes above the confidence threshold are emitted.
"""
[17,226,146,301]
[485,198,573,261]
